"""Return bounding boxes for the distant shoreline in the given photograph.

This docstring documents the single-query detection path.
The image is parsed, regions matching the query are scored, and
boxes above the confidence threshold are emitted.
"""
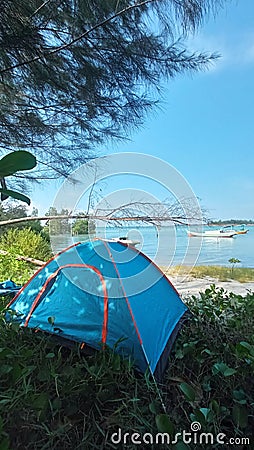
[208,222,254,226]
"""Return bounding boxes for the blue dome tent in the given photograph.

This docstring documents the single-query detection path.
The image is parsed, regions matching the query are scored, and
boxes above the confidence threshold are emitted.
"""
[8,239,189,380]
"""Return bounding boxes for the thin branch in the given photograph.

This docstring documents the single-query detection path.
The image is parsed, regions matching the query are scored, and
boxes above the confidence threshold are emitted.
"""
[0,214,204,227]
[0,249,44,266]
[0,214,89,227]
[30,0,53,18]
[0,0,155,75]
[86,168,98,216]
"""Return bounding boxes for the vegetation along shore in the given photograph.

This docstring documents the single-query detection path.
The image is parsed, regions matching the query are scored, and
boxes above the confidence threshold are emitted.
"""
[0,228,253,448]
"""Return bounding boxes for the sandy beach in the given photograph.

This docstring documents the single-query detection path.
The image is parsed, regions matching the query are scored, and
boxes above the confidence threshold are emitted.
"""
[164,274,254,297]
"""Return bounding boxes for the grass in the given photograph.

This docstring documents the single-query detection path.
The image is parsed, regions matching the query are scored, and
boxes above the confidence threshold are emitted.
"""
[1,286,254,449]
[164,265,254,283]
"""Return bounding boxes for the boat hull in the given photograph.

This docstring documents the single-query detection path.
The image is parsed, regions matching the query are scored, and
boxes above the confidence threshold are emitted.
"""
[187,231,236,238]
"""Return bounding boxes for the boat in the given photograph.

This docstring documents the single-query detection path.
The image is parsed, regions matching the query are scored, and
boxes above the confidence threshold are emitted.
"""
[187,229,237,238]
[221,225,249,235]
[108,236,140,246]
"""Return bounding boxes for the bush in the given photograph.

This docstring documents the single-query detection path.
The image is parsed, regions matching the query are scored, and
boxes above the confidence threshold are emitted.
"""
[165,285,254,443]
[0,286,253,449]
[0,227,52,261]
[0,228,52,284]
[0,254,32,285]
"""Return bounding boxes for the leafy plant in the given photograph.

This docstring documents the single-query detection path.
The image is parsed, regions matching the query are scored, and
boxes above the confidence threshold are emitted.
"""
[0,285,253,449]
[0,254,32,285]
[0,151,36,204]
[0,228,52,262]
[167,286,254,439]
[228,258,241,276]
[0,228,52,284]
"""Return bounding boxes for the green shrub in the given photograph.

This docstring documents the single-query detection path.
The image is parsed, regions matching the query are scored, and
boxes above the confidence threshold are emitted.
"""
[0,228,52,284]
[166,285,254,442]
[0,227,52,262]
[0,286,253,449]
[0,254,32,285]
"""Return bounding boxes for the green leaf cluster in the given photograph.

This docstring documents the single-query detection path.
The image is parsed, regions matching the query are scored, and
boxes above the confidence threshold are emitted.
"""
[0,228,52,283]
[0,151,36,204]
[0,228,52,261]
[167,285,254,439]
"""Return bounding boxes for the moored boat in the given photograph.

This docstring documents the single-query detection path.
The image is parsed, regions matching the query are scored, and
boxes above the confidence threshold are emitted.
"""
[221,225,249,235]
[187,230,237,238]
[108,236,140,246]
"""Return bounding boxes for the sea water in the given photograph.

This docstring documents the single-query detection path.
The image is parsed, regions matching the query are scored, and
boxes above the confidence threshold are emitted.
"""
[50,225,254,268]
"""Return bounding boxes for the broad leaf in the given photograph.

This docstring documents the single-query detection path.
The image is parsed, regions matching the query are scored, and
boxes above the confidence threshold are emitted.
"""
[0,151,36,177]
[149,401,161,415]
[199,408,210,419]
[209,399,220,413]
[233,389,247,404]
[0,188,31,205]
[32,392,49,421]
[223,367,237,377]
[179,382,196,402]
[155,414,174,434]
[238,341,254,356]
[45,352,55,359]
[213,362,236,377]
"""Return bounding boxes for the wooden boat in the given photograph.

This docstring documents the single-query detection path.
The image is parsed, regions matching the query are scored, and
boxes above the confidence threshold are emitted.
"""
[108,237,140,246]
[234,229,248,234]
[222,225,249,235]
[187,230,237,238]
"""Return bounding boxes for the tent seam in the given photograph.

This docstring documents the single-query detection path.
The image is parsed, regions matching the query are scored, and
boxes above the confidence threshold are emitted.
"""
[102,240,143,346]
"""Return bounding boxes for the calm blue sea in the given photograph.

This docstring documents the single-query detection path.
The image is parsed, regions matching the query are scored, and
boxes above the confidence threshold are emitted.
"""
[50,225,254,268]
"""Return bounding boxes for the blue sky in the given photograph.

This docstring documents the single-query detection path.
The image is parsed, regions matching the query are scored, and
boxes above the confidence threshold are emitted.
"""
[33,0,254,221]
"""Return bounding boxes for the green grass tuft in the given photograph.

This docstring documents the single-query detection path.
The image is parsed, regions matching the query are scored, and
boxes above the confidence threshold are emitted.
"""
[165,265,254,283]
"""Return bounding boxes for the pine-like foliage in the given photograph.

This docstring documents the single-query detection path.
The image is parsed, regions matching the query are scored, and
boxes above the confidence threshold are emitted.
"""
[0,0,226,179]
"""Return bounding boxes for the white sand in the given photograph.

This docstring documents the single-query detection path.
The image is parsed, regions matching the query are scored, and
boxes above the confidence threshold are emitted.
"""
[166,275,254,297]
